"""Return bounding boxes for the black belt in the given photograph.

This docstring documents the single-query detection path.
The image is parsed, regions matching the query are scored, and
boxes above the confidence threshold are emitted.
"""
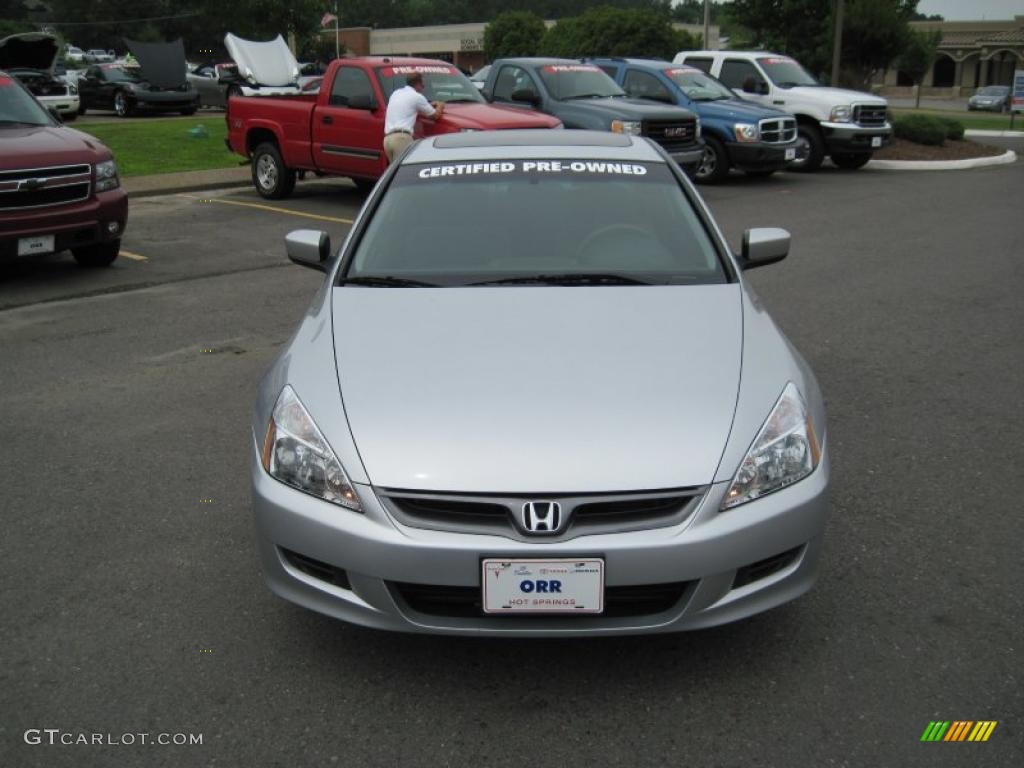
[385,129,412,136]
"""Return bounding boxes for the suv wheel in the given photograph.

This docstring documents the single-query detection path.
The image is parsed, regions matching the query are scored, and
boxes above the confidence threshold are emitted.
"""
[73,241,120,267]
[252,142,296,200]
[789,123,824,172]
[831,152,871,170]
[694,136,729,184]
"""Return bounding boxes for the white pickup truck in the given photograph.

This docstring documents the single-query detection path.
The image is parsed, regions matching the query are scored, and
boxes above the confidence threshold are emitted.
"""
[674,50,891,171]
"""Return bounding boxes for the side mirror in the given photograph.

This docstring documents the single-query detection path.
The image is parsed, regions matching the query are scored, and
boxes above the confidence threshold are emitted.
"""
[286,229,331,272]
[740,228,790,269]
[511,88,539,105]
[348,92,378,110]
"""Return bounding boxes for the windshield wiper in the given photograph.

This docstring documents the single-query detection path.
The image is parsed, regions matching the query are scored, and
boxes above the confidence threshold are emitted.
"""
[340,276,439,287]
[469,272,652,287]
[444,98,480,103]
[564,93,610,100]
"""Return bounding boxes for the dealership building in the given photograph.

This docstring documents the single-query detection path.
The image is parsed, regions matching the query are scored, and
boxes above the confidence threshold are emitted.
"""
[328,21,719,73]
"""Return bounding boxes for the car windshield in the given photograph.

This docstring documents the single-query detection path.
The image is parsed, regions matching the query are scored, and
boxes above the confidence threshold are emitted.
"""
[978,86,1008,96]
[757,57,819,87]
[375,65,484,103]
[537,64,624,100]
[102,66,141,83]
[344,160,725,287]
[664,67,734,101]
[0,73,54,126]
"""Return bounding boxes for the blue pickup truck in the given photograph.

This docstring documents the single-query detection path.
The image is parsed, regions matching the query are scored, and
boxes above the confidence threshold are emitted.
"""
[590,58,798,183]
[481,58,704,175]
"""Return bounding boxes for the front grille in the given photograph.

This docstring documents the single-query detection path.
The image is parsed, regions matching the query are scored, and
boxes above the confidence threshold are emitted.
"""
[281,548,351,590]
[642,118,697,147]
[853,104,887,128]
[392,581,692,618]
[0,164,92,211]
[380,488,704,541]
[759,117,797,144]
[732,546,803,589]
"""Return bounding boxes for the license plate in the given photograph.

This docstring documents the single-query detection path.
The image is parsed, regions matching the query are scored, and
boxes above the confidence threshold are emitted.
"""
[871,136,882,148]
[482,558,604,614]
[17,235,55,256]
[785,147,796,161]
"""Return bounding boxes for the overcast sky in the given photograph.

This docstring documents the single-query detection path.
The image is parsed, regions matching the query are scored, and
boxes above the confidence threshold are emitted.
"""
[916,0,1022,20]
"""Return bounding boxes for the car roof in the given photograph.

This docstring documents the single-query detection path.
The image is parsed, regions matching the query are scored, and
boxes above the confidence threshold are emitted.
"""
[493,57,592,67]
[403,129,666,164]
[350,56,461,67]
[680,50,780,58]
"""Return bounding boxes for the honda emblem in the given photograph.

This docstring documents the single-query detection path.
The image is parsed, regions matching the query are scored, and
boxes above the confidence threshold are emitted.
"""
[521,501,562,534]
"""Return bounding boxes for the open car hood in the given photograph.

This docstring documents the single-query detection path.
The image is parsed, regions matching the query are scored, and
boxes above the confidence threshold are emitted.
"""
[0,33,59,74]
[224,33,298,87]
[124,38,187,89]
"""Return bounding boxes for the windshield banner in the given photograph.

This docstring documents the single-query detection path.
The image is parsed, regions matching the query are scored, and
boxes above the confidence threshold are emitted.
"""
[381,65,455,76]
[415,160,650,179]
[543,65,601,74]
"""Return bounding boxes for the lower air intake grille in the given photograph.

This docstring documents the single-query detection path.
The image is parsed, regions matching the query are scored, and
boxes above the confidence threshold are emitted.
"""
[732,546,803,589]
[281,548,351,590]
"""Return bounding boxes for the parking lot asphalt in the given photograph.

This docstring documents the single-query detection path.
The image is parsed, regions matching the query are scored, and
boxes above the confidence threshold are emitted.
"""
[1,162,1021,767]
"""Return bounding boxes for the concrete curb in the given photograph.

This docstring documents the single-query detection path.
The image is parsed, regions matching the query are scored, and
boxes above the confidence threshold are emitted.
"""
[125,177,251,199]
[867,150,1017,171]
[964,129,1024,138]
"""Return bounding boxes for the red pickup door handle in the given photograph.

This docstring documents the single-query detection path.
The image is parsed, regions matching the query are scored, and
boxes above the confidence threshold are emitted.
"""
[322,115,333,125]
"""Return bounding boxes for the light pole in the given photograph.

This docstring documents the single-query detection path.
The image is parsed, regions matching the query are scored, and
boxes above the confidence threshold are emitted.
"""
[831,0,844,86]
[703,0,710,50]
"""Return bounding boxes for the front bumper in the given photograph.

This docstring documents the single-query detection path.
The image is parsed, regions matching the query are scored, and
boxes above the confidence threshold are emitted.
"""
[727,141,796,172]
[0,189,128,263]
[820,121,892,154]
[131,91,200,112]
[251,440,830,636]
[39,94,80,115]
[667,143,705,171]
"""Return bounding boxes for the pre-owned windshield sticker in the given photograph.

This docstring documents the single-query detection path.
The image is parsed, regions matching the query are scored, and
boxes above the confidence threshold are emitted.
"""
[381,65,455,76]
[542,65,602,74]
[760,57,795,65]
[0,75,13,86]
[666,68,699,76]
[415,161,650,179]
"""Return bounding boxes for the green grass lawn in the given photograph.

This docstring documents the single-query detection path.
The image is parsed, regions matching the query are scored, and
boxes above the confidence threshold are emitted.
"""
[76,117,241,177]
[890,107,1022,132]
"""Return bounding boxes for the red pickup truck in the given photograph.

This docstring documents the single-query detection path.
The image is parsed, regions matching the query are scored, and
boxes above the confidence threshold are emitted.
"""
[226,56,562,199]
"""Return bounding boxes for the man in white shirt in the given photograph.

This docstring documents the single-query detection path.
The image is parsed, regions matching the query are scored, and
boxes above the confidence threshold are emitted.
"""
[383,72,445,163]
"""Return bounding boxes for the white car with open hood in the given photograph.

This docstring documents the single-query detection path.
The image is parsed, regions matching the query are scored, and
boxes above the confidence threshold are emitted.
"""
[0,33,79,119]
[224,33,302,96]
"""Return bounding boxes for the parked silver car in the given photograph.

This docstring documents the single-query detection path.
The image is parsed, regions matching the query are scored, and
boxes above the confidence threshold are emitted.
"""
[967,85,1010,112]
[251,130,829,636]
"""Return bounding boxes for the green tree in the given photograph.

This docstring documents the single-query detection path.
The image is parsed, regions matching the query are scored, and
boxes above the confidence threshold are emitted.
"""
[897,27,941,107]
[539,16,584,57]
[484,11,547,59]
[538,5,686,59]
[838,0,917,89]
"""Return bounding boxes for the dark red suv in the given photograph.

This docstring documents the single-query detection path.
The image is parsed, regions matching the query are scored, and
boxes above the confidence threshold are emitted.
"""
[1,69,127,267]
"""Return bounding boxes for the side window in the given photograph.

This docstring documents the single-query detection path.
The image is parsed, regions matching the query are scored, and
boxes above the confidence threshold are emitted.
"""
[597,65,618,79]
[684,57,714,74]
[330,67,373,108]
[86,66,101,80]
[719,59,766,92]
[623,70,672,103]
[493,65,532,102]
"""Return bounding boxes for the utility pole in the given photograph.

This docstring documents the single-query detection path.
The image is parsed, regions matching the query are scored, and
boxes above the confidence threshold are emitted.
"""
[335,1,340,60]
[703,0,711,50]
[831,0,844,86]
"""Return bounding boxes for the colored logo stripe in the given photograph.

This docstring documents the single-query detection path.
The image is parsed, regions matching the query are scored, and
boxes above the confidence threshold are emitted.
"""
[921,721,997,742]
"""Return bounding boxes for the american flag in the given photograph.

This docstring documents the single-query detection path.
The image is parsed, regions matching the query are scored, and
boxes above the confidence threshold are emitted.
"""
[321,12,337,27]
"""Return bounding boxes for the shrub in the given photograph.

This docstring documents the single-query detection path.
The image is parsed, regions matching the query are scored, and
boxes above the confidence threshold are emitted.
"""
[937,117,965,141]
[892,114,947,146]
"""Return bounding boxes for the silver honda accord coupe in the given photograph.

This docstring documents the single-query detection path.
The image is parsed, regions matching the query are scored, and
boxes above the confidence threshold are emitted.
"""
[251,130,829,636]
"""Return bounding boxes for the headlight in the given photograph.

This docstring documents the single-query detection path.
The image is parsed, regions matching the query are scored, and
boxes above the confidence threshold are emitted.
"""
[69,84,78,95]
[830,105,852,122]
[721,382,821,510]
[610,119,642,135]
[94,159,120,192]
[733,123,759,142]
[260,385,361,511]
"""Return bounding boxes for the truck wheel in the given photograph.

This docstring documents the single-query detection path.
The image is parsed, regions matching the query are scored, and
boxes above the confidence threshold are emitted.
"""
[694,136,729,184]
[831,152,871,170]
[252,142,295,200]
[73,241,120,267]
[790,123,824,172]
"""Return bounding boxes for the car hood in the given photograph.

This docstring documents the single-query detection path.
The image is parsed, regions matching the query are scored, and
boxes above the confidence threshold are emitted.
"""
[435,102,561,130]
[0,125,109,170]
[332,285,742,492]
[0,33,59,74]
[224,33,298,87]
[785,85,886,107]
[574,97,697,120]
[690,98,790,122]
[124,38,187,88]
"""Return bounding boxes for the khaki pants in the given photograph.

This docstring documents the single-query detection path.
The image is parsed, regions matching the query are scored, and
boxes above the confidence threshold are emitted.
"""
[383,131,413,163]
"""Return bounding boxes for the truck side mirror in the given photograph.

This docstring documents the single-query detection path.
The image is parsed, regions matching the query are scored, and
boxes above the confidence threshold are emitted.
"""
[511,88,539,105]
[285,229,331,272]
[740,228,790,269]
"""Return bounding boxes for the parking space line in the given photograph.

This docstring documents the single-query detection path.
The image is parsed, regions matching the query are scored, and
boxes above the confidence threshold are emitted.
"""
[188,196,354,225]
[119,250,148,261]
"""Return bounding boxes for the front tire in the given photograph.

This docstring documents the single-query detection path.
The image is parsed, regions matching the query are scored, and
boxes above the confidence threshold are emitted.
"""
[694,136,729,184]
[831,152,871,170]
[789,123,825,172]
[73,241,120,267]
[113,90,132,118]
[251,142,295,200]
